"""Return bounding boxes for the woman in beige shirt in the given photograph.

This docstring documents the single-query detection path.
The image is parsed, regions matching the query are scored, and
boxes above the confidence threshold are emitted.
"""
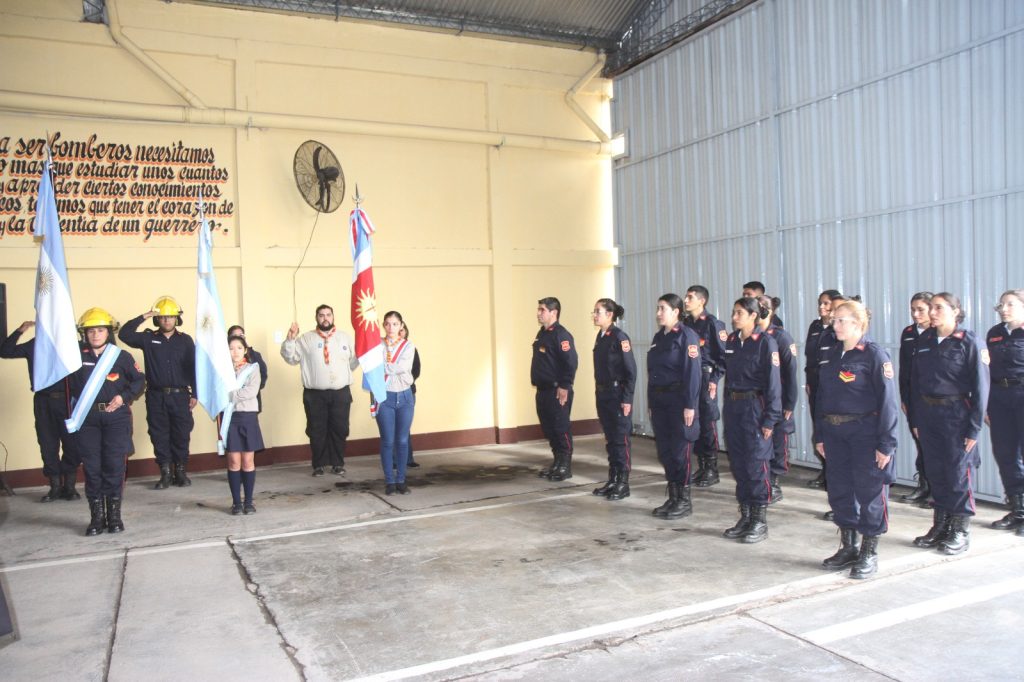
[376,311,417,495]
[224,335,264,515]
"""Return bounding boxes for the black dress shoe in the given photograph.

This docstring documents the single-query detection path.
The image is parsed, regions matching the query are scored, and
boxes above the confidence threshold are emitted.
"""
[243,502,256,515]
[331,466,345,475]
[396,482,410,494]
[385,484,396,495]
[407,461,420,468]
[822,510,835,521]
[312,467,325,477]
[230,503,243,515]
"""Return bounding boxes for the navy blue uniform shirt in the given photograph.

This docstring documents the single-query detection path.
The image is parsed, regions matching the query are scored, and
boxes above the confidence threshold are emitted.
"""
[724,330,783,429]
[910,327,990,438]
[593,325,637,404]
[683,312,727,382]
[986,323,1024,383]
[804,319,827,381]
[531,322,578,389]
[898,324,925,406]
[119,315,196,392]
[0,331,65,394]
[765,325,799,413]
[814,336,899,455]
[646,325,701,408]
[68,344,146,407]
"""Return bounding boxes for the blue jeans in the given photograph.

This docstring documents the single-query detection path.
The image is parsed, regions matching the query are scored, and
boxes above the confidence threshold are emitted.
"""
[377,389,415,484]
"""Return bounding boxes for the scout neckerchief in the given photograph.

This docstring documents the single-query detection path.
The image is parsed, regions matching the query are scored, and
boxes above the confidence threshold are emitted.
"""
[317,327,336,365]
[65,345,121,434]
[370,337,409,418]
[217,362,260,455]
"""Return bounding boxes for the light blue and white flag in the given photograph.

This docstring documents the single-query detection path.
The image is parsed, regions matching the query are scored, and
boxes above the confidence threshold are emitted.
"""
[33,155,81,391]
[194,192,235,419]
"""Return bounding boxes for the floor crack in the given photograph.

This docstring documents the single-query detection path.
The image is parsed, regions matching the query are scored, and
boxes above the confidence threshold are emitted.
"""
[227,539,308,680]
[102,549,129,682]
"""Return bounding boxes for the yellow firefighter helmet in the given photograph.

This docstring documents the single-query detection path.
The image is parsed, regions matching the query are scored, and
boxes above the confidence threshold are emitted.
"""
[77,307,119,333]
[151,296,183,326]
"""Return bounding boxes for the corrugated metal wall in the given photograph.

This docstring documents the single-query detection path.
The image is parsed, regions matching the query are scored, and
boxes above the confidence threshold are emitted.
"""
[611,0,1024,502]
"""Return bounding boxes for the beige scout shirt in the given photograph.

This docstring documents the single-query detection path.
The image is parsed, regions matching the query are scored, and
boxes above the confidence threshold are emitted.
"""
[280,328,359,390]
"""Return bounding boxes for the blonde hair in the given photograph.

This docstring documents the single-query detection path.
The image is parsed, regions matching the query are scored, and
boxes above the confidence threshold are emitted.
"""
[833,300,871,333]
[1000,289,1024,307]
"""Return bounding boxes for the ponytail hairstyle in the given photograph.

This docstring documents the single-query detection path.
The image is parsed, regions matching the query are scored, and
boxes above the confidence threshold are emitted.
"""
[832,300,871,334]
[734,297,760,316]
[595,298,625,322]
[910,291,934,305]
[932,292,966,324]
[754,295,774,320]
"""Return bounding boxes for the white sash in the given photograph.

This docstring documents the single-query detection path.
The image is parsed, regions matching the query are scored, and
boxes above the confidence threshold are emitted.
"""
[65,346,121,434]
[218,363,259,455]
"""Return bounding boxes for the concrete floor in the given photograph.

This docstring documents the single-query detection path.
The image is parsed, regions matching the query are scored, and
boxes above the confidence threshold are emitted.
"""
[1,435,1022,681]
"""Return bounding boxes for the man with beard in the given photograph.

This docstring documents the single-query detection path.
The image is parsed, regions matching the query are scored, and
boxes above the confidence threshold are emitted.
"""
[281,304,358,476]
[119,296,197,489]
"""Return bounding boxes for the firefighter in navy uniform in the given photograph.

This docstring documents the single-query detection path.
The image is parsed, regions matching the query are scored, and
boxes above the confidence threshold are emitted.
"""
[683,285,727,487]
[721,297,782,543]
[897,292,933,504]
[1,321,80,501]
[985,289,1024,537]
[590,298,637,501]
[647,294,702,519]
[910,292,989,555]
[67,308,145,536]
[814,300,899,579]
[119,296,197,489]
[531,297,578,481]
[804,290,844,489]
[757,296,799,503]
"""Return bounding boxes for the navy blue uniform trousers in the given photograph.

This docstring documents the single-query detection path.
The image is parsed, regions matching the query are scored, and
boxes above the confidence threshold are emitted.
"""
[77,408,132,498]
[145,390,193,467]
[821,417,891,536]
[536,387,573,457]
[596,389,631,471]
[34,391,78,478]
[695,372,720,456]
[988,384,1024,496]
[650,392,693,483]
[917,401,977,516]
[723,396,773,505]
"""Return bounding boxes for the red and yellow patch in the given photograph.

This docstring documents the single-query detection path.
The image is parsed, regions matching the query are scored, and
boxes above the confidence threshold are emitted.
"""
[981,349,990,365]
[882,362,894,379]
[621,340,631,352]
[699,339,706,346]
[106,372,120,381]
[839,370,856,383]
[560,340,571,352]
[771,351,780,367]
[687,344,699,359]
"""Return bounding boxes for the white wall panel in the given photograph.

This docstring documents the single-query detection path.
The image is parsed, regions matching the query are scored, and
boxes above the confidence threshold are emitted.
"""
[612,0,1024,502]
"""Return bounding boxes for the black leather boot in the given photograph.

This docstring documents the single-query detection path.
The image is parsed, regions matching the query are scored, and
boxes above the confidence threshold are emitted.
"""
[695,454,720,487]
[174,462,192,487]
[900,470,931,503]
[723,505,752,538]
[548,454,573,481]
[822,528,860,570]
[652,484,677,518]
[663,483,692,519]
[105,496,125,533]
[913,509,950,548]
[807,468,827,489]
[86,497,105,536]
[593,466,616,496]
[939,515,970,555]
[41,475,62,502]
[850,535,879,579]
[155,465,172,490]
[741,505,768,543]
[606,469,631,501]
[769,475,783,504]
[690,454,708,485]
[62,471,81,500]
[991,493,1024,530]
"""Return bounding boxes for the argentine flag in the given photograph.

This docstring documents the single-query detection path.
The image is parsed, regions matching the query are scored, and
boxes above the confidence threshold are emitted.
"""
[33,156,81,390]
[194,194,235,418]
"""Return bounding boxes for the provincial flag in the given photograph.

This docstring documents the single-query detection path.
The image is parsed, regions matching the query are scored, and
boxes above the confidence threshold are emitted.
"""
[349,206,386,404]
[32,154,82,390]
[194,191,236,419]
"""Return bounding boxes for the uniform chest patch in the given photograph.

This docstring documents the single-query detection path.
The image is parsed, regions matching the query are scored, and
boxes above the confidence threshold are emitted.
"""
[688,345,699,358]
[621,340,631,352]
[106,372,119,381]
[560,340,571,352]
[990,336,1004,343]
[839,370,856,383]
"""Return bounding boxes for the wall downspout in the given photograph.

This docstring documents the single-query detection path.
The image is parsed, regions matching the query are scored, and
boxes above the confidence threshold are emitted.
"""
[105,0,208,110]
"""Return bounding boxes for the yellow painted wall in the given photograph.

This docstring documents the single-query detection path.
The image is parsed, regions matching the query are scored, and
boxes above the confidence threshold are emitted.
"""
[0,0,616,475]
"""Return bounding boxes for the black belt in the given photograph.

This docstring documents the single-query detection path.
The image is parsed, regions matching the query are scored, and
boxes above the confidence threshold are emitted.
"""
[727,390,762,400]
[536,383,562,390]
[994,377,1024,387]
[44,391,65,399]
[651,382,684,393]
[150,387,188,394]
[595,381,619,391]
[822,413,873,426]
[921,394,967,406]
[701,366,713,374]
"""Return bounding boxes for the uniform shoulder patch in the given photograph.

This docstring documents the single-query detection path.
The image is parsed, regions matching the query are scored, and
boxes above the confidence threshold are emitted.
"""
[882,361,894,379]
[789,343,798,357]
[688,344,699,359]
[981,349,990,365]
[134,362,142,371]
[560,340,571,352]
[953,330,965,340]
[718,329,728,342]
[621,339,631,353]
[771,351,780,367]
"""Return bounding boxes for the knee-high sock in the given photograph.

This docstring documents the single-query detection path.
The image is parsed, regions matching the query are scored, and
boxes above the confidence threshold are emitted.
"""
[227,470,242,505]
[241,469,255,503]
